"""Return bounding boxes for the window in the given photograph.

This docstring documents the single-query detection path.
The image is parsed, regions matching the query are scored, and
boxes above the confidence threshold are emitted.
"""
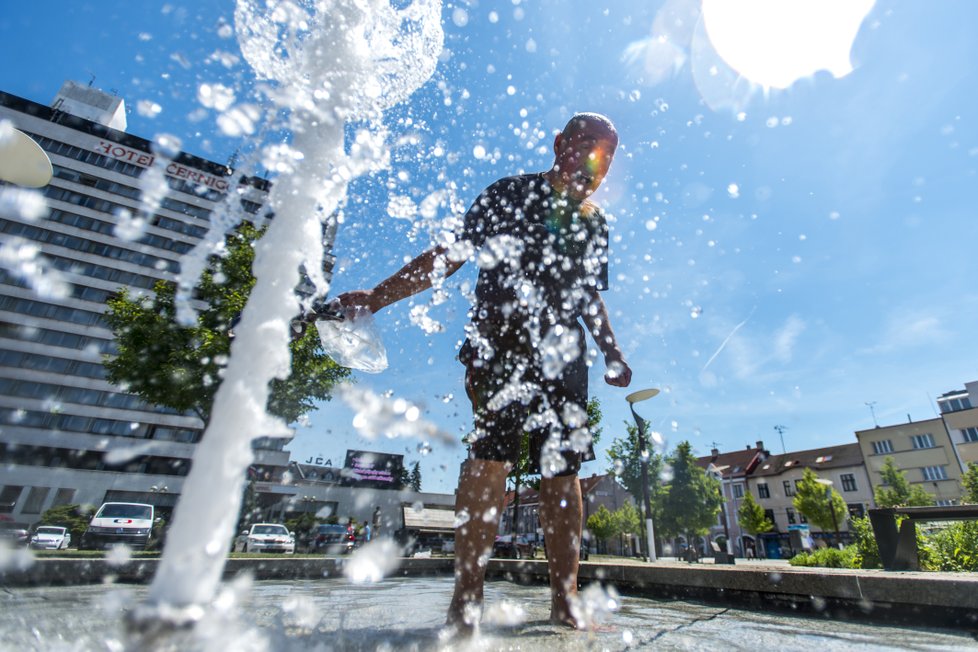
[936,499,958,507]
[733,483,744,498]
[21,486,50,514]
[783,480,795,497]
[841,474,858,492]
[764,509,777,529]
[962,427,978,443]
[911,433,936,449]
[51,488,76,507]
[872,440,893,455]
[786,508,796,524]
[921,466,948,481]
[848,503,866,519]
[939,396,972,413]
[0,485,24,513]
[757,483,770,499]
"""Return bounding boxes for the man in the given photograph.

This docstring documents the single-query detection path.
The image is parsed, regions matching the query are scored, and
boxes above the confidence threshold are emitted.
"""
[337,113,632,629]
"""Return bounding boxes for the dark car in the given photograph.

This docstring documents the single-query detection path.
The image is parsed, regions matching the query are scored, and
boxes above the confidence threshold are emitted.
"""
[0,522,30,547]
[313,524,355,555]
[492,534,535,560]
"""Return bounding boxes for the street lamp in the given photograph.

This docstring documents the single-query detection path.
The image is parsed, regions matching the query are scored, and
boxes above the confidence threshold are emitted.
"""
[626,388,660,563]
[815,478,842,548]
[0,127,53,187]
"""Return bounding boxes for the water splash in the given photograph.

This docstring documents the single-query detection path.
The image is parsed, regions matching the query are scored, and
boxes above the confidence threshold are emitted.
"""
[139,0,444,624]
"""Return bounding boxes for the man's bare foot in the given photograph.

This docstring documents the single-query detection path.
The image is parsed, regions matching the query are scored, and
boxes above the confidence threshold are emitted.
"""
[446,600,481,634]
[549,604,581,629]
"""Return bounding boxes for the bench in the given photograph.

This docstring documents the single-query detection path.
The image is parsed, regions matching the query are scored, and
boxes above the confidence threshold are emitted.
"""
[868,505,978,570]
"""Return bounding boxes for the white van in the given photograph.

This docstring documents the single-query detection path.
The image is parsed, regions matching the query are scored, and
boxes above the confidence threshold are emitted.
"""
[80,502,156,550]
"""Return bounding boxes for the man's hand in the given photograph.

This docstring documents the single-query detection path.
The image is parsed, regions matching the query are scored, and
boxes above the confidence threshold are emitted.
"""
[336,289,381,314]
[604,351,632,387]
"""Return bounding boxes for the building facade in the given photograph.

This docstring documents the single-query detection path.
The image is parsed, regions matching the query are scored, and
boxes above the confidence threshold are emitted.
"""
[746,443,874,556]
[937,381,978,467]
[855,417,964,506]
[0,82,278,524]
[695,441,770,557]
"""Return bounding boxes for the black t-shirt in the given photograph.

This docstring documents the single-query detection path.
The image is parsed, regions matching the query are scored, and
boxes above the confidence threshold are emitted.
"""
[458,173,609,330]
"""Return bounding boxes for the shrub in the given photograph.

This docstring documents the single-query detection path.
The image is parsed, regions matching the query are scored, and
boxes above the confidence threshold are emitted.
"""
[848,516,881,569]
[788,546,857,569]
[923,522,978,572]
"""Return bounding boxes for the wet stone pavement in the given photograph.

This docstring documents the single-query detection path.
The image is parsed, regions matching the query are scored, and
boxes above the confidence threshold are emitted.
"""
[1,575,975,651]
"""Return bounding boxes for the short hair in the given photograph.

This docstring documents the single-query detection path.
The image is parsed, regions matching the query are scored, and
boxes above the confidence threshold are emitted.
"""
[561,112,617,141]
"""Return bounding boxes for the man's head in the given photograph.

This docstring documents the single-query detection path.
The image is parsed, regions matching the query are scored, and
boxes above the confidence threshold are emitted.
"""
[549,113,618,201]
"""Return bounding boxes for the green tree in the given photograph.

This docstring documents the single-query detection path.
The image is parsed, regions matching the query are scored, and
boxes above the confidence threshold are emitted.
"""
[961,462,978,504]
[792,468,847,544]
[586,505,617,552]
[38,503,93,546]
[737,491,774,537]
[103,221,350,424]
[409,461,422,492]
[606,422,664,509]
[658,441,722,541]
[874,456,935,507]
[613,501,642,555]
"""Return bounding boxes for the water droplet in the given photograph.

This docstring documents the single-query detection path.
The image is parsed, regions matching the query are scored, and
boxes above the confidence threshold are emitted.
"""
[417,441,432,456]
[690,306,702,319]
[727,183,740,198]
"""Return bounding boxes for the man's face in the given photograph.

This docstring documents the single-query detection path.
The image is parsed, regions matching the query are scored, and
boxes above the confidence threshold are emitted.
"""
[552,121,618,201]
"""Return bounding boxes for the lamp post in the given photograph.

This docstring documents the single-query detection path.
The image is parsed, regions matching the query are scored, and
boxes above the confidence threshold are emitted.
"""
[626,388,660,562]
[815,478,842,548]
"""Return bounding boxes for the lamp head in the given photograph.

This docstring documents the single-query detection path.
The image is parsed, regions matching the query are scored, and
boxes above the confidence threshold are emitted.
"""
[626,388,660,404]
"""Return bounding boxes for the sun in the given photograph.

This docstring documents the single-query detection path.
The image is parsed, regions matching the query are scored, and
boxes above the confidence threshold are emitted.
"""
[700,0,877,90]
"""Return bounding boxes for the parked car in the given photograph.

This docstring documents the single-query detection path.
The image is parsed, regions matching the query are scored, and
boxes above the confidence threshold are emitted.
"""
[80,502,156,550]
[234,523,295,554]
[492,534,535,560]
[0,522,30,547]
[30,526,71,550]
[312,524,355,555]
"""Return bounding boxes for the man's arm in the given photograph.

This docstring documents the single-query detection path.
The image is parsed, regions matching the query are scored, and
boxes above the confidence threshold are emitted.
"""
[581,289,632,387]
[337,245,464,314]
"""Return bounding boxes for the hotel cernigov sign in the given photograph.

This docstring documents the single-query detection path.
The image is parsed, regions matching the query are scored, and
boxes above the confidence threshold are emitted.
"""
[343,450,404,489]
[92,140,231,192]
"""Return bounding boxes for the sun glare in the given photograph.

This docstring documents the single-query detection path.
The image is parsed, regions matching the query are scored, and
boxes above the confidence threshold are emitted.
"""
[700,0,876,90]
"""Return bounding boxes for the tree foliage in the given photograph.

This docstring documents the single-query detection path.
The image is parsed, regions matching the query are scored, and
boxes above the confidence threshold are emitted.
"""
[606,421,664,509]
[103,221,350,424]
[409,461,422,492]
[657,441,722,539]
[737,491,774,536]
[586,505,617,543]
[792,467,847,537]
[874,456,935,508]
[961,462,978,504]
[38,503,93,544]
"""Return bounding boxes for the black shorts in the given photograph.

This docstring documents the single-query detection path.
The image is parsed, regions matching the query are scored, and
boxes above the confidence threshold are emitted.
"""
[459,322,595,477]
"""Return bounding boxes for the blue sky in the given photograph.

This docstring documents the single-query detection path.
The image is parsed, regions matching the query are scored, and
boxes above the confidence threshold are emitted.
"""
[3,1,977,493]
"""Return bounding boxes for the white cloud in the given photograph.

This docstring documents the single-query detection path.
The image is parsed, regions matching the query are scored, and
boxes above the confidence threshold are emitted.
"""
[858,310,948,355]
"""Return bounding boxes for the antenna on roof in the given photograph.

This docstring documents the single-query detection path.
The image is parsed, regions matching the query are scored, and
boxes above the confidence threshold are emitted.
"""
[865,401,879,428]
[773,425,788,454]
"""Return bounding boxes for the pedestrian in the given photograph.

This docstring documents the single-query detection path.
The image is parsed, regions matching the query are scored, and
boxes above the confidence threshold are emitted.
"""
[337,113,632,630]
[362,520,372,543]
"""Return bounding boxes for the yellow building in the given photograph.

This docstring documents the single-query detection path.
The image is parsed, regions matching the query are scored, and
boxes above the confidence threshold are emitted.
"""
[855,417,965,505]
[937,381,978,466]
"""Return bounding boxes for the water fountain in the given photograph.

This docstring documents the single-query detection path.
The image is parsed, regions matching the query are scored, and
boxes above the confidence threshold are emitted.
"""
[127,0,444,643]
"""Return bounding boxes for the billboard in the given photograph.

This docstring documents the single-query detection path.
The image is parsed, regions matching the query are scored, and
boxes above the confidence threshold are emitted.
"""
[343,450,404,489]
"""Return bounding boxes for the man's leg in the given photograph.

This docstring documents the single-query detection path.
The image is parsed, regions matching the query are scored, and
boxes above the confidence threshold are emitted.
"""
[447,458,510,628]
[538,472,583,627]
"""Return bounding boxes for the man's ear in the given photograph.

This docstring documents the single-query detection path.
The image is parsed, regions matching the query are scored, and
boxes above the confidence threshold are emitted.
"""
[553,133,562,156]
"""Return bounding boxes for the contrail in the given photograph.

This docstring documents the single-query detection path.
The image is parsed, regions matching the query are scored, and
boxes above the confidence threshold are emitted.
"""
[701,306,757,373]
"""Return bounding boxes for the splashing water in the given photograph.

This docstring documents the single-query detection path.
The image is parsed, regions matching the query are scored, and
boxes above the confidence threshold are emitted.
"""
[137,0,444,627]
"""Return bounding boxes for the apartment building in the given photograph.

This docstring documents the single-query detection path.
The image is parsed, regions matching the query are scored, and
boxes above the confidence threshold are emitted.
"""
[695,441,769,556]
[937,381,978,467]
[0,81,280,523]
[747,443,873,554]
[855,417,964,505]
